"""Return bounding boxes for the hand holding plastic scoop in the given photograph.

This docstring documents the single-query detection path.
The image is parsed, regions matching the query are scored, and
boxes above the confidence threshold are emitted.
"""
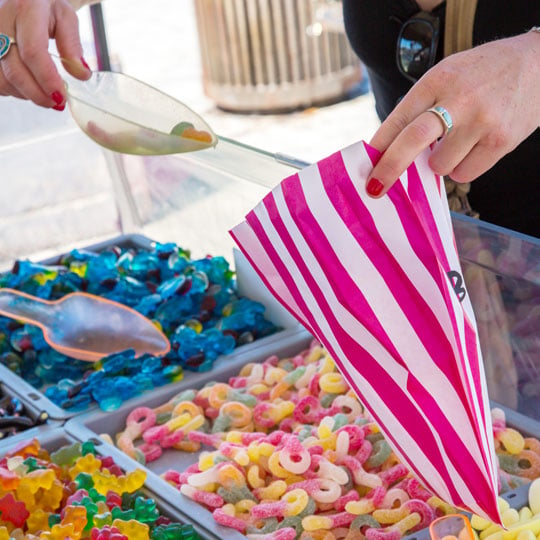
[0,288,170,362]
[56,54,217,155]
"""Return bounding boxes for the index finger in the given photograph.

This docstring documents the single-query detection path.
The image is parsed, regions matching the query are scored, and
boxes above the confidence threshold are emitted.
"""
[366,109,448,197]
[16,0,66,103]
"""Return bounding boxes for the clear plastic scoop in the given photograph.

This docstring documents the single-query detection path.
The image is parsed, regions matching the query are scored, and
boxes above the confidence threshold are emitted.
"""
[56,55,217,155]
[0,288,170,362]
[429,515,475,540]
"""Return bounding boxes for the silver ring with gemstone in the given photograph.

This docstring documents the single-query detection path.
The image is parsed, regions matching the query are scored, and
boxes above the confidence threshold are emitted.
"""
[426,105,453,137]
[0,33,16,61]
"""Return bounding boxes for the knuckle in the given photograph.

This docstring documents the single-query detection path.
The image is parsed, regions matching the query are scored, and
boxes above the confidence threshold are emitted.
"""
[406,121,433,145]
[483,129,510,152]
[428,155,450,177]
[375,158,403,182]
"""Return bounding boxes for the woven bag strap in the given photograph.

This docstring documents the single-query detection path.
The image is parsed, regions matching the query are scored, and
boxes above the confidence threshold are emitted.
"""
[444,0,478,56]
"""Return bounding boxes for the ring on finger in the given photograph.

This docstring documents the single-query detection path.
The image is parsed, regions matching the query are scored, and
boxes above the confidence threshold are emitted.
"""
[426,105,453,137]
[0,33,16,61]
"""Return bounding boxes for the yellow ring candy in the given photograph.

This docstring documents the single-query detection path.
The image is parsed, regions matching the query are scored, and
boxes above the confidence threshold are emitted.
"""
[282,488,309,516]
[319,372,348,394]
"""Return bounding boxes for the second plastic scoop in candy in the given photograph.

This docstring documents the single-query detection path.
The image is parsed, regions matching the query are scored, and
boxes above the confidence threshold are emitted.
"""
[0,288,170,362]
[57,55,217,155]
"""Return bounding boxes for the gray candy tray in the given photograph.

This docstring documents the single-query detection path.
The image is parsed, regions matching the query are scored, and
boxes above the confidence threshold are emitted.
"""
[0,233,300,421]
[0,426,231,540]
[66,337,540,540]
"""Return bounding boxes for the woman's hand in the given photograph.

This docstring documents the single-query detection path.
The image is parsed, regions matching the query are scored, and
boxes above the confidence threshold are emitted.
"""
[365,31,540,197]
[0,0,90,110]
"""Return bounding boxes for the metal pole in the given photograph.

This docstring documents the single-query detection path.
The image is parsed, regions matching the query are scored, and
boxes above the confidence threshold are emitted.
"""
[89,3,112,71]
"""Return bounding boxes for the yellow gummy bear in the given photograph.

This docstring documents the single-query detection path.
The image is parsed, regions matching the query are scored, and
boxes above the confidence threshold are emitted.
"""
[112,519,150,540]
[0,527,9,540]
[69,453,102,480]
[49,523,78,540]
[61,505,87,535]
[26,509,50,534]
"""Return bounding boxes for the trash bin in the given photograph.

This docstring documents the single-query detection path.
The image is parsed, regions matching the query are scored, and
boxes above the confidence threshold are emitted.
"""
[193,0,362,112]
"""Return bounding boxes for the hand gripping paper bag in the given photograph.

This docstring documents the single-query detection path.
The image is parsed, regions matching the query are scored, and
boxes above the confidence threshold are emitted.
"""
[231,141,501,523]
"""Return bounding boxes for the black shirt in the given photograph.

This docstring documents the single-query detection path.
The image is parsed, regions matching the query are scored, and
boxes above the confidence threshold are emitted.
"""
[343,0,540,238]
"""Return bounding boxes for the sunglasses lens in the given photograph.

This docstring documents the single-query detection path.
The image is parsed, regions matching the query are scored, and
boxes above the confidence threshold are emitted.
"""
[399,20,434,80]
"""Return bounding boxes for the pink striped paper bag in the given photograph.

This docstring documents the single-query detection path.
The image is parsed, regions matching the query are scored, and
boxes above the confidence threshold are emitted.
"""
[230,141,502,523]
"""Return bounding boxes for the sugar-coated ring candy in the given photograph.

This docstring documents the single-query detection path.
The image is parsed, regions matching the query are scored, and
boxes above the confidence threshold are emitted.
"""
[516,450,540,479]
[310,478,341,504]
[172,400,202,418]
[381,488,410,509]
[337,425,365,450]
[279,446,311,475]
[220,401,253,429]
[319,372,348,394]
[350,515,381,531]
[497,428,525,455]
[346,498,376,515]
[312,457,349,485]
[217,462,246,488]
[246,517,279,534]
[302,515,333,531]
[365,527,401,540]
[268,452,293,479]
[426,496,455,515]
[247,465,266,489]
[248,528,297,540]
[126,406,156,432]
[391,512,422,535]
[299,532,335,540]
[335,431,350,458]
[282,488,309,517]
[402,499,435,531]
[180,484,224,508]
[208,383,232,409]
[187,464,220,487]
[294,396,321,424]
[334,489,360,512]
[137,442,162,462]
[372,507,409,525]
[264,366,288,386]
[295,363,317,389]
[365,440,392,469]
[213,506,247,532]
[255,480,287,501]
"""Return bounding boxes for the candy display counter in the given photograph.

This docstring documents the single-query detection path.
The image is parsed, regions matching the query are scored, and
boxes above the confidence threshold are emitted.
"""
[0,136,538,540]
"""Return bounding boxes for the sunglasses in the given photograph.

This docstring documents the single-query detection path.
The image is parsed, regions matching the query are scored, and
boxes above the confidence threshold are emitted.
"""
[396,11,440,83]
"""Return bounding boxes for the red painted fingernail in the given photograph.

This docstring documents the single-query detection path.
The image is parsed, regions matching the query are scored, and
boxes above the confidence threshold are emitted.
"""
[53,103,66,111]
[366,178,384,197]
[51,91,64,106]
[80,56,90,71]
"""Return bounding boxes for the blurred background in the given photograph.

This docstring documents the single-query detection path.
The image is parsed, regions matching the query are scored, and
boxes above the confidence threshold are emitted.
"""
[0,0,381,266]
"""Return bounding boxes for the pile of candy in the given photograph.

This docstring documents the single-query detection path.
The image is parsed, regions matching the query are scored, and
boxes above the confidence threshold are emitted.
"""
[111,341,540,539]
[470,478,540,540]
[0,240,279,411]
[0,392,48,441]
[0,438,200,539]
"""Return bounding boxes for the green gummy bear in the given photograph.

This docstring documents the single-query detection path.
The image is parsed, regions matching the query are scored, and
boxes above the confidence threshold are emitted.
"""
[50,442,82,466]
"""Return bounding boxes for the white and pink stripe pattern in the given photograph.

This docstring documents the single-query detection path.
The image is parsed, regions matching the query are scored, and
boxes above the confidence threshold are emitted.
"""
[231,141,501,523]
